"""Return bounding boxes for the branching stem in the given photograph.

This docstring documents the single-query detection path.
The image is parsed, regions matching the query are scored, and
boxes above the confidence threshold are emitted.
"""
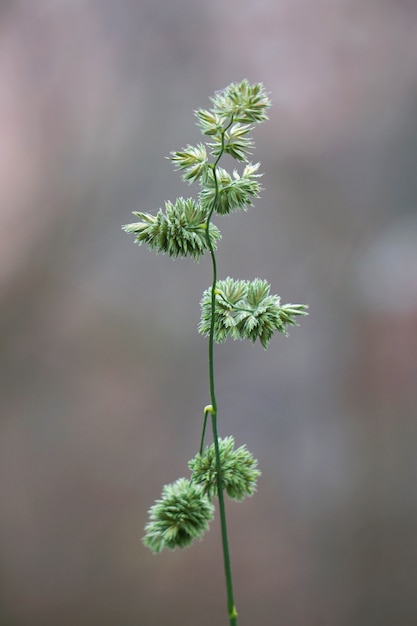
[203,118,238,626]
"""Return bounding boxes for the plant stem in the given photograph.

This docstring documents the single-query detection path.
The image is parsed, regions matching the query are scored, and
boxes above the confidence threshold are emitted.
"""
[211,410,238,625]
[204,121,238,626]
[199,407,209,456]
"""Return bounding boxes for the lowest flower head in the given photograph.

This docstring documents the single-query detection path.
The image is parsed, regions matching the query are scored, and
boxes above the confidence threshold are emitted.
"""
[143,478,214,553]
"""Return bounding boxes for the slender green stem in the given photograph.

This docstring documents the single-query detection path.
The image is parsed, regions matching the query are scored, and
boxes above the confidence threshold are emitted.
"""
[199,406,210,456]
[203,119,238,626]
[211,411,238,625]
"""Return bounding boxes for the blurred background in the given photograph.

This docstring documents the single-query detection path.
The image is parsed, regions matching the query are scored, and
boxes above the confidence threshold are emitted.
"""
[1,1,417,625]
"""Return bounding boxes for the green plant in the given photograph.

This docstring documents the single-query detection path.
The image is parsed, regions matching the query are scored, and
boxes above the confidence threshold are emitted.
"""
[123,80,308,625]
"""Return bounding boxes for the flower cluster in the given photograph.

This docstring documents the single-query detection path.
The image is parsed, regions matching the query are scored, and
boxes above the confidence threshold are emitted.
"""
[189,437,261,501]
[170,143,209,184]
[199,277,308,348]
[142,436,261,553]
[199,163,262,215]
[126,83,308,587]
[206,80,271,126]
[122,197,221,260]
[123,80,271,258]
[143,478,214,553]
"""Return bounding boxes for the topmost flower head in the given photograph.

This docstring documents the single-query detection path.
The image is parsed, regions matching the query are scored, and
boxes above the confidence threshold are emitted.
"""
[210,80,271,124]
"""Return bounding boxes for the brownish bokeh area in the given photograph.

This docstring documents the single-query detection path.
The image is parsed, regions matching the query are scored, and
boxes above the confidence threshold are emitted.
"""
[1,2,417,625]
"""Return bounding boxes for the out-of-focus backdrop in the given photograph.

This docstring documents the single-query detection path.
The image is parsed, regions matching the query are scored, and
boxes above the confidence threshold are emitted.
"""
[1,2,417,625]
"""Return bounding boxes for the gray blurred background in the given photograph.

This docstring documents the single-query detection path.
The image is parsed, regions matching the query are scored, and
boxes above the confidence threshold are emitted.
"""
[1,1,417,625]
